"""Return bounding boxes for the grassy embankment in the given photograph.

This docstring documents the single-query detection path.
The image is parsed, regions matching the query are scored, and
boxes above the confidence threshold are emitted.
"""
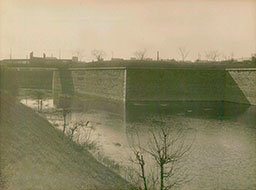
[0,94,131,190]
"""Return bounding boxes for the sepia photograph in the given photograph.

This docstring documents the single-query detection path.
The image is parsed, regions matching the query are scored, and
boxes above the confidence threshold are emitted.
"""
[0,0,256,189]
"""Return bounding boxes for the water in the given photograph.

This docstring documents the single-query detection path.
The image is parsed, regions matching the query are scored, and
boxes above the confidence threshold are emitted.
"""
[20,92,256,190]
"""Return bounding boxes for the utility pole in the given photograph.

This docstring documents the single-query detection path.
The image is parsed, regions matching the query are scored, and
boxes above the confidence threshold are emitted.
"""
[10,48,12,59]
[59,49,61,59]
[76,51,80,61]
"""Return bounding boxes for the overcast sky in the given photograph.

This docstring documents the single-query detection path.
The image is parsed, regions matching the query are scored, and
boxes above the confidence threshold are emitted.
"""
[0,0,255,61]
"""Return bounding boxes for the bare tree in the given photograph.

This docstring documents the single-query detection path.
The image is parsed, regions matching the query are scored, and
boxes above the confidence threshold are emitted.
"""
[147,121,192,190]
[178,47,190,62]
[134,49,147,60]
[66,120,98,150]
[128,120,193,190]
[58,95,72,137]
[91,49,106,61]
[32,90,44,112]
[205,50,221,61]
[129,132,148,190]
[68,121,90,143]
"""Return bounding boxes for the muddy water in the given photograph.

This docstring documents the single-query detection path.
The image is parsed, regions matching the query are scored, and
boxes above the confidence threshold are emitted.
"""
[20,96,256,190]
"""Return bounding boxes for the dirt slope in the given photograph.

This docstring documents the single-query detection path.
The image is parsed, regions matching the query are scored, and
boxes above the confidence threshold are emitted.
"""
[0,95,131,190]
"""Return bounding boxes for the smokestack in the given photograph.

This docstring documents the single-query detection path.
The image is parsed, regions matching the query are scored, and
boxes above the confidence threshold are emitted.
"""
[157,51,159,61]
[30,52,33,59]
[10,48,12,60]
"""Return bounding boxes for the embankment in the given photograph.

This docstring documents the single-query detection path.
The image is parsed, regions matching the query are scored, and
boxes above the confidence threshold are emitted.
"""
[0,95,130,190]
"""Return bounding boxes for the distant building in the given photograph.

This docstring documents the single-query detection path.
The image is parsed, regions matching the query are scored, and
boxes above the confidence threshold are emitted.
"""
[0,59,29,64]
[236,57,251,62]
[111,58,124,61]
[72,56,79,62]
[1,52,77,65]
[194,59,209,63]
[45,57,57,60]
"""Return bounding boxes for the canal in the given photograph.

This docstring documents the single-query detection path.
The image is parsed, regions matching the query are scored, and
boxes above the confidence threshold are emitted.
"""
[19,89,256,190]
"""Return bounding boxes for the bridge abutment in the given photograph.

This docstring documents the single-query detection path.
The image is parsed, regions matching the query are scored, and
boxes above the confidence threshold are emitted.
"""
[6,67,255,106]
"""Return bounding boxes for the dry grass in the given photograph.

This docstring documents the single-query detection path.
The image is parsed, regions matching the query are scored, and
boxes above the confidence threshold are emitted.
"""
[0,95,131,190]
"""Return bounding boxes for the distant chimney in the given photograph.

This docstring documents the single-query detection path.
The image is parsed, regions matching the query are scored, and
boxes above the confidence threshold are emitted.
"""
[43,53,46,59]
[157,51,159,61]
[30,52,33,59]
[72,56,79,62]
[10,48,12,60]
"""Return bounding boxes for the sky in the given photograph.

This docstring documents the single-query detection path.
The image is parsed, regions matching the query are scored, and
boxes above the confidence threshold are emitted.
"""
[0,0,256,61]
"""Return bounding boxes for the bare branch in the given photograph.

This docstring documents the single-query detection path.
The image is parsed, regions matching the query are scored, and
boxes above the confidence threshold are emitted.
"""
[178,47,190,62]
[134,49,147,60]
[91,49,106,61]
[205,50,221,61]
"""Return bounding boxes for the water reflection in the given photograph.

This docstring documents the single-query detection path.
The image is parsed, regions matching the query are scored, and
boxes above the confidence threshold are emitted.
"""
[126,101,252,122]
[20,91,256,190]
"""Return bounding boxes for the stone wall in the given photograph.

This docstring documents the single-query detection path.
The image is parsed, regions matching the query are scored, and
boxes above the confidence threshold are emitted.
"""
[53,67,256,106]
[126,69,226,102]
[71,68,126,101]
[225,69,256,105]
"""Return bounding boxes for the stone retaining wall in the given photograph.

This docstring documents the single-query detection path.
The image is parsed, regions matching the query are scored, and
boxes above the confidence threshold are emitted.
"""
[226,69,256,105]
[126,69,226,102]
[71,68,126,101]
[50,67,256,106]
